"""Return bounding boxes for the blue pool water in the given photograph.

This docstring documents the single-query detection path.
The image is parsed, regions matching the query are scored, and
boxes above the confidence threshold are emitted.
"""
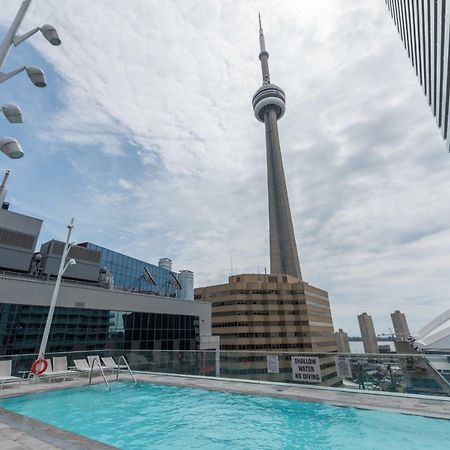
[0,382,448,450]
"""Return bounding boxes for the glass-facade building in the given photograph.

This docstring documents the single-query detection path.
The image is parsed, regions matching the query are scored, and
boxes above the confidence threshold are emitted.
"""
[79,242,178,297]
[0,303,199,356]
[385,0,450,149]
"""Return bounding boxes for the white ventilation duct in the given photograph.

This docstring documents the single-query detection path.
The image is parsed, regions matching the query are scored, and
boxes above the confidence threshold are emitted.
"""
[178,270,194,301]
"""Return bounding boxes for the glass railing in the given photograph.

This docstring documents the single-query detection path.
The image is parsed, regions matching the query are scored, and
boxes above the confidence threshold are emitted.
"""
[1,350,449,398]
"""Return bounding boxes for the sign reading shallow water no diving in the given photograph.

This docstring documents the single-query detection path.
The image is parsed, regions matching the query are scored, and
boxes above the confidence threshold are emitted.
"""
[291,356,322,383]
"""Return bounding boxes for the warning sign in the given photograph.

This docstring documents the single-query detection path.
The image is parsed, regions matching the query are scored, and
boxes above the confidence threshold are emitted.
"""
[335,355,352,378]
[266,355,279,374]
[291,356,322,383]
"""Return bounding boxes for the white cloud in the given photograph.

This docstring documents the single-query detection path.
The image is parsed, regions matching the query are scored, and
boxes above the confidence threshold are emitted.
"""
[1,0,450,335]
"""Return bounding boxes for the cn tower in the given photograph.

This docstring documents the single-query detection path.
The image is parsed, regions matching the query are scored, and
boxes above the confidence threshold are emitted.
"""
[252,15,302,280]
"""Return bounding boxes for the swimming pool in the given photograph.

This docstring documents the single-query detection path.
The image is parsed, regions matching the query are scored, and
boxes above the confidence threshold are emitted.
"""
[0,382,448,449]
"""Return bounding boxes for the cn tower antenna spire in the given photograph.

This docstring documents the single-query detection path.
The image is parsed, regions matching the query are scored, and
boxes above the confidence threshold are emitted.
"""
[258,14,270,83]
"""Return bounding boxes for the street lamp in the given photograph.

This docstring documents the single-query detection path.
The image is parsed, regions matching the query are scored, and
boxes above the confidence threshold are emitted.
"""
[0,137,24,159]
[32,219,76,376]
[0,65,47,87]
[0,0,62,158]
[0,104,23,159]
[0,0,61,81]
[1,104,23,123]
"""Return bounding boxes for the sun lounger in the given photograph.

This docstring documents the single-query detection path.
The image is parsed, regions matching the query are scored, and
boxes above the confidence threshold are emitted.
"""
[41,358,78,382]
[73,358,96,375]
[0,360,21,389]
[87,355,112,372]
[101,357,127,370]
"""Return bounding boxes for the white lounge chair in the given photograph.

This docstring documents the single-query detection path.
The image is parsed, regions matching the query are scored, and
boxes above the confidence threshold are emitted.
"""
[87,355,112,373]
[101,357,127,370]
[73,358,96,375]
[39,359,76,382]
[46,357,78,382]
[0,360,21,389]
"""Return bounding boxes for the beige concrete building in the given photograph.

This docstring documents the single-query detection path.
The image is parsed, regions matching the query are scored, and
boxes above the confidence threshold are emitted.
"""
[335,328,351,353]
[358,312,379,354]
[391,310,410,340]
[195,273,339,386]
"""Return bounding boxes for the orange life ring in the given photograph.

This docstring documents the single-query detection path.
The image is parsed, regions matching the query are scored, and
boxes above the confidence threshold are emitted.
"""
[31,358,48,375]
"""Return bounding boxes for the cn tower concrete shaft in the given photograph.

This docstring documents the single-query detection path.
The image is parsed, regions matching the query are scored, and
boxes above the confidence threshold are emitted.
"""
[252,16,302,280]
[264,109,302,279]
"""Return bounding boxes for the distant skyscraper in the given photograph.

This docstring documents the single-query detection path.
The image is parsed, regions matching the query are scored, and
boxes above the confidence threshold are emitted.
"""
[385,1,450,150]
[391,309,411,340]
[252,15,302,278]
[358,312,379,353]
[335,328,351,353]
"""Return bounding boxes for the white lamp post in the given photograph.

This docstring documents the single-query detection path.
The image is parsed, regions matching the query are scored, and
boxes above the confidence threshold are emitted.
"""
[0,0,62,158]
[0,0,61,77]
[37,218,76,360]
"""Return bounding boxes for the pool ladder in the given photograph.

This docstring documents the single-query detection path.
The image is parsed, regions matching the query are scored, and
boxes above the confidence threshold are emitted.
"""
[88,356,137,390]
[115,356,137,384]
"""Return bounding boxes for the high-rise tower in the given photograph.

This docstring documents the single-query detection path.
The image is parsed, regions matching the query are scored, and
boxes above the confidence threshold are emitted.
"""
[384,1,450,151]
[194,18,338,385]
[252,15,302,279]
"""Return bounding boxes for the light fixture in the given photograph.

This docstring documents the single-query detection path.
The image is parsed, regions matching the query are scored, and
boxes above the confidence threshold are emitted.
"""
[39,24,61,46]
[25,66,46,87]
[1,104,23,123]
[0,137,24,159]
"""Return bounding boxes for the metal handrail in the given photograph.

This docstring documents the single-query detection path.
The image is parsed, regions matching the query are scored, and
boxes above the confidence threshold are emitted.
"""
[88,357,110,389]
[116,355,137,384]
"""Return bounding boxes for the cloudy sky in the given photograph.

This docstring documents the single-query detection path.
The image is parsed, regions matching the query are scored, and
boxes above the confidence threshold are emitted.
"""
[0,0,449,335]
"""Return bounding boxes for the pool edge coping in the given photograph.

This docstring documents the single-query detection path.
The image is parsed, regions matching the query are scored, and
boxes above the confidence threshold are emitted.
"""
[0,406,116,450]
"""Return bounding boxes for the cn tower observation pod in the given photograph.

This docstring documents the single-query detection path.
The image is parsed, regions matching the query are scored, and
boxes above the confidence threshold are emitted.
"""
[252,83,286,122]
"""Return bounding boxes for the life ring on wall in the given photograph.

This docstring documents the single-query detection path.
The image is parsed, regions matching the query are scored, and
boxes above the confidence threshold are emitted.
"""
[31,358,48,375]
[176,352,184,361]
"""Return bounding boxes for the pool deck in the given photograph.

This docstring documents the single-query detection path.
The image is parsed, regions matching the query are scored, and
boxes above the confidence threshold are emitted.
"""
[0,372,449,448]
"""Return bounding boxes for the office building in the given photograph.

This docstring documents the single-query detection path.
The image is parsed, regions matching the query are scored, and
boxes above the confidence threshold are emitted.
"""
[0,274,210,355]
[196,274,336,353]
[27,239,194,300]
[195,18,338,386]
[0,174,213,356]
[358,312,379,353]
[385,0,450,150]
[335,328,351,353]
[391,309,410,340]
[79,243,191,299]
[195,273,338,386]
